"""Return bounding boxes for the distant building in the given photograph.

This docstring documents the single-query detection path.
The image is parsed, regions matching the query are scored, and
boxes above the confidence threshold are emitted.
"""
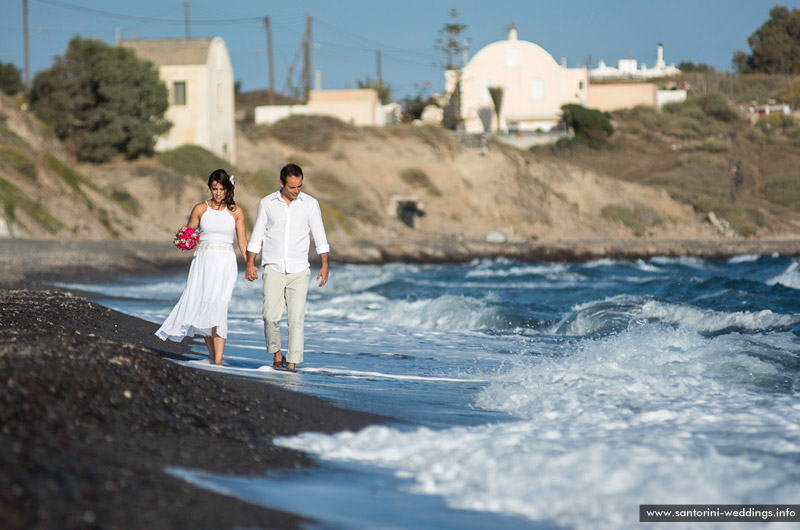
[254,89,393,126]
[590,44,680,81]
[449,25,589,134]
[119,37,237,164]
[588,82,687,112]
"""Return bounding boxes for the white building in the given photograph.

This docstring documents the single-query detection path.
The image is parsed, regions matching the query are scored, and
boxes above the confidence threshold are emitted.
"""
[119,37,237,164]
[254,89,394,126]
[590,44,681,81]
[448,25,589,134]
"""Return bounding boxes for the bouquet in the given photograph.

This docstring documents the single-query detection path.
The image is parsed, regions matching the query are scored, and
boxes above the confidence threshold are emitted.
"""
[173,226,200,251]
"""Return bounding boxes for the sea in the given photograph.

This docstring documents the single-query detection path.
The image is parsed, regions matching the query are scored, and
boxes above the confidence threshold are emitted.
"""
[54,253,800,529]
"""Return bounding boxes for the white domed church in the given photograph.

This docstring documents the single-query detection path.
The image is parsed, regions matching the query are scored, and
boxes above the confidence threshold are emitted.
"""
[447,25,588,134]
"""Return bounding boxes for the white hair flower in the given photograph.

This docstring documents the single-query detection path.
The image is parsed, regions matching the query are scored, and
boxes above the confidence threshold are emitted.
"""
[229,174,235,186]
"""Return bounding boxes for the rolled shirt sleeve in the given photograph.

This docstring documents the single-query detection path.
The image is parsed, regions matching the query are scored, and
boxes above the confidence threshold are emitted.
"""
[246,199,268,256]
[309,199,330,256]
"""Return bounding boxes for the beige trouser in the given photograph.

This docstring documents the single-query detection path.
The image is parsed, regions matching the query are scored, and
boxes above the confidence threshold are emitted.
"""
[262,266,310,364]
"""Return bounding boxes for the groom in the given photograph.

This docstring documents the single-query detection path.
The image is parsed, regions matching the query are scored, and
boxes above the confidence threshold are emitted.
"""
[245,163,330,372]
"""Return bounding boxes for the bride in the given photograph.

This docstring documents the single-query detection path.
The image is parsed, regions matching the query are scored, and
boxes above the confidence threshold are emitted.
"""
[155,169,248,365]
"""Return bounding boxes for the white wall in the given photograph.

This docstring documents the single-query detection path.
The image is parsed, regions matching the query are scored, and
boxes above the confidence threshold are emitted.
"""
[656,89,687,108]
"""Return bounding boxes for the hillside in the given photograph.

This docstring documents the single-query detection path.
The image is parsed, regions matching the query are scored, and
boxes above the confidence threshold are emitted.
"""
[0,92,798,263]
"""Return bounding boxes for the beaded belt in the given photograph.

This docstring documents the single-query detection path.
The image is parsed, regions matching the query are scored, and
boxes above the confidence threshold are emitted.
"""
[196,241,234,252]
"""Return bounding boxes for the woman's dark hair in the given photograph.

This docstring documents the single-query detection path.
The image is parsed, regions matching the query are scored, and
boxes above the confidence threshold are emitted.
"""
[208,168,236,211]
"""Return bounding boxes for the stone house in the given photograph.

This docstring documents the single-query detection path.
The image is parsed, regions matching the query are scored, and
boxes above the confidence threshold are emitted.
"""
[119,37,236,164]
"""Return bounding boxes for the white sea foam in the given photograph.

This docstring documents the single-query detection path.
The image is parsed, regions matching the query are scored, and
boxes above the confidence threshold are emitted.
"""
[280,324,800,529]
[767,261,800,289]
[728,253,761,264]
[308,291,508,331]
[465,262,574,279]
[301,367,486,383]
[650,256,707,268]
[554,294,798,336]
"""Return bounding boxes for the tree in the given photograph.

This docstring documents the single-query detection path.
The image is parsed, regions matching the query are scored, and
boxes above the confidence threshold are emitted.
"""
[436,9,467,129]
[356,75,392,104]
[0,61,23,96]
[678,61,716,74]
[30,36,171,162]
[560,104,614,148]
[400,81,434,123]
[488,86,503,133]
[733,6,800,74]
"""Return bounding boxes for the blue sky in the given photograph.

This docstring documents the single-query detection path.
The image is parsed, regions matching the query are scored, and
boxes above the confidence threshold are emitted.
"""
[1,0,798,100]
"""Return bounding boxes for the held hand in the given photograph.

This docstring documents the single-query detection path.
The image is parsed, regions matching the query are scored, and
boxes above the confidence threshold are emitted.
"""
[245,265,259,282]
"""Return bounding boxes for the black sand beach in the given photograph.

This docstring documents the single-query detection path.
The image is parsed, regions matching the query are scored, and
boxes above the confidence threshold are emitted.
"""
[0,241,387,530]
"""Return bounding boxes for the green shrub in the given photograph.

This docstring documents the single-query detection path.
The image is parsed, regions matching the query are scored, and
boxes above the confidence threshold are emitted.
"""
[43,153,95,206]
[307,168,380,224]
[268,115,356,152]
[601,205,647,235]
[665,116,704,138]
[0,176,63,233]
[109,188,139,216]
[696,139,729,153]
[561,104,614,148]
[400,167,442,197]
[694,198,765,237]
[248,168,278,197]
[761,174,800,207]
[0,145,37,180]
[757,112,794,134]
[158,145,233,178]
[742,127,766,142]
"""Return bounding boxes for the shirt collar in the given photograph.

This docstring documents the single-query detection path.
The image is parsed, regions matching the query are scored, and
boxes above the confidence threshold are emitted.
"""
[273,188,304,202]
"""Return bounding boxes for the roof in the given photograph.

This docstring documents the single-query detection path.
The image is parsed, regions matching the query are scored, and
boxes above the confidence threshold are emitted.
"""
[118,38,214,66]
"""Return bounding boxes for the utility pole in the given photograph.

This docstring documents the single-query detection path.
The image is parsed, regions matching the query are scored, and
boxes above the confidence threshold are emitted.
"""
[376,50,382,84]
[22,0,30,91]
[183,2,191,39]
[264,16,275,104]
[302,13,311,100]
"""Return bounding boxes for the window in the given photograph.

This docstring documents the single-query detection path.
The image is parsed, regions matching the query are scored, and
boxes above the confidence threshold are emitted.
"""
[530,77,545,101]
[173,81,186,105]
[579,81,584,90]
[505,46,519,68]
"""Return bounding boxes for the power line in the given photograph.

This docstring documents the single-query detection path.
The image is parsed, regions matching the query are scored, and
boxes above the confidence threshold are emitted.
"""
[34,0,263,25]
[312,17,439,60]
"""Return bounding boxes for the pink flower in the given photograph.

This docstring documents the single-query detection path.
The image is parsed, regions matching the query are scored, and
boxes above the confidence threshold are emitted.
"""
[173,226,200,251]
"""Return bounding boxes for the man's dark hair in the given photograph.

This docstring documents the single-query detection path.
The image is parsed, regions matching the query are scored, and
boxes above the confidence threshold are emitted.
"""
[280,163,304,184]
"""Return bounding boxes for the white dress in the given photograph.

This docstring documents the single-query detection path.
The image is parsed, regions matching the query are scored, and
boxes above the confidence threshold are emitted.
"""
[156,203,238,341]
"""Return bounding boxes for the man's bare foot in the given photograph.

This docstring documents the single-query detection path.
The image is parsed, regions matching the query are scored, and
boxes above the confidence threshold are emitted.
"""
[286,363,296,372]
[272,351,283,369]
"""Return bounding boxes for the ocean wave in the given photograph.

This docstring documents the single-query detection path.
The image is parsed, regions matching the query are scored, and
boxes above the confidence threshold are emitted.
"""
[767,261,800,290]
[728,254,762,264]
[650,256,707,268]
[465,262,574,279]
[553,294,798,336]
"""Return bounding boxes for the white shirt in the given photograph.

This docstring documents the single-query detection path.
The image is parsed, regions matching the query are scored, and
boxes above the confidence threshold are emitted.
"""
[247,189,330,274]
